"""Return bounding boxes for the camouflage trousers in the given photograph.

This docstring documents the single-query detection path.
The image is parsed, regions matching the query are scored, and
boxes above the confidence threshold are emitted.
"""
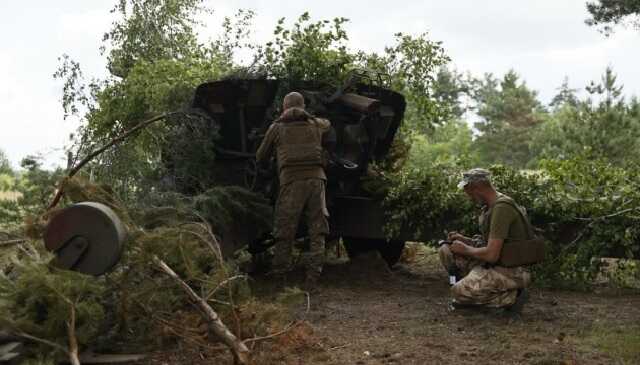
[273,179,329,278]
[438,244,531,308]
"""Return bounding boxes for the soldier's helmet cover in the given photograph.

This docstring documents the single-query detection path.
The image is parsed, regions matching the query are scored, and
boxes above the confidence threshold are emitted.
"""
[457,168,491,189]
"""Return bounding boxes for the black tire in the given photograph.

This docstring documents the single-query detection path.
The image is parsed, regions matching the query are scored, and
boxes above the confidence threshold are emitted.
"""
[377,240,406,268]
[342,237,371,260]
[342,237,406,268]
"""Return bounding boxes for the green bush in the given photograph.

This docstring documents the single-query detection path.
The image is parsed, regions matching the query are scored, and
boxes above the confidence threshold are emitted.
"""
[0,173,14,191]
[0,248,106,362]
[383,154,640,288]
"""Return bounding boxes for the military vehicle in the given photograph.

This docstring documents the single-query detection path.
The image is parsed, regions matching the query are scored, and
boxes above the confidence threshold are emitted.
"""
[42,69,410,276]
[189,69,408,267]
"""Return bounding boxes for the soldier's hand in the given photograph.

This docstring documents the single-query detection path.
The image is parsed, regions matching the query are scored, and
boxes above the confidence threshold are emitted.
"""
[450,241,468,255]
[448,232,465,241]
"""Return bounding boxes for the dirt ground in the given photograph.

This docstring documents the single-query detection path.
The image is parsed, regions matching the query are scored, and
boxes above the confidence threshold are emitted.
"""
[146,244,640,365]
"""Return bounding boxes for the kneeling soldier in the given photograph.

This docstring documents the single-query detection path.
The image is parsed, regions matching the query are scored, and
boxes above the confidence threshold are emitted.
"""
[440,168,542,312]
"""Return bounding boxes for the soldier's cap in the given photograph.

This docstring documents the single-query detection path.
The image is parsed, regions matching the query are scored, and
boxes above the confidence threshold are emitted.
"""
[457,168,491,189]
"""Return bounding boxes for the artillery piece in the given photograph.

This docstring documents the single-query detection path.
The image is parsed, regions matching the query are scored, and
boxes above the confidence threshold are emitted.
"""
[42,70,410,276]
[188,70,408,266]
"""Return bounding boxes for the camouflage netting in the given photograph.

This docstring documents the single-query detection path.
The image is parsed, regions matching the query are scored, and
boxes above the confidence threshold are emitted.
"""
[0,177,305,363]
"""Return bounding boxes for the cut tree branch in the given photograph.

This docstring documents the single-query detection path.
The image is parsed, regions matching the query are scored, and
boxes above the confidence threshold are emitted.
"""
[205,275,247,301]
[67,302,81,365]
[153,256,251,365]
[575,206,640,221]
[47,112,182,210]
[0,239,27,247]
[15,331,68,354]
[243,321,300,344]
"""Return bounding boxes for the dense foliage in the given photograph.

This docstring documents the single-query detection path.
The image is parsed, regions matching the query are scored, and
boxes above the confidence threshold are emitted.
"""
[416,67,640,170]
[384,156,640,288]
[49,3,451,203]
[0,149,11,176]
[0,156,65,233]
[1,177,279,361]
[384,63,640,288]
[472,71,546,167]
[586,0,640,34]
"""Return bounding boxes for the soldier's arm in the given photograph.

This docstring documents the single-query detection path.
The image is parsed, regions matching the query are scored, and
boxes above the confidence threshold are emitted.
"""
[448,232,473,244]
[314,118,331,132]
[451,238,504,264]
[256,124,277,164]
[450,204,514,263]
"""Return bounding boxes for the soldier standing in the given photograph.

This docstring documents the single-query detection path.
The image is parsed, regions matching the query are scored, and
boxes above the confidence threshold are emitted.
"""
[256,92,331,287]
[439,168,532,312]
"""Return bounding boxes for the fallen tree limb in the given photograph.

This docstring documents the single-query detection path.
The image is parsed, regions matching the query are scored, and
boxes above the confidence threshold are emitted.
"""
[575,206,640,222]
[152,256,251,365]
[67,301,81,365]
[15,328,79,365]
[15,331,68,354]
[205,275,247,301]
[0,239,27,247]
[243,321,301,344]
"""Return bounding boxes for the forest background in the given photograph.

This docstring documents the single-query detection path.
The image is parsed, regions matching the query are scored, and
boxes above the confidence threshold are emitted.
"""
[1,0,640,363]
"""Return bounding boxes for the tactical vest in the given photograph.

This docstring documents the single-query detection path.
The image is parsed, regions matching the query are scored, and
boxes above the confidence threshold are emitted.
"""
[276,120,324,169]
[480,195,546,267]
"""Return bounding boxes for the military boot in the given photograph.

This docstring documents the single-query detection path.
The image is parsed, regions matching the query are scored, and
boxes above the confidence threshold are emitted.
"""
[504,288,529,317]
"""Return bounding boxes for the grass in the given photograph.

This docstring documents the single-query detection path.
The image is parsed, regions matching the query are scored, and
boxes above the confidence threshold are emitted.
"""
[583,324,640,364]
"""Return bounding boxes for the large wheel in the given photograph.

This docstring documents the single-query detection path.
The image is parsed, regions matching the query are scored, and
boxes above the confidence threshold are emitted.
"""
[377,240,406,268]
[342,237,371,260]
[44,202,126,276]
[342,237,406,268]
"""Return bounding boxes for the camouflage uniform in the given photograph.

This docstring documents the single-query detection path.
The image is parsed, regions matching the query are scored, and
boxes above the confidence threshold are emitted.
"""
[440,169,531,308]
[256,106,330,281]
[439,242,531,307]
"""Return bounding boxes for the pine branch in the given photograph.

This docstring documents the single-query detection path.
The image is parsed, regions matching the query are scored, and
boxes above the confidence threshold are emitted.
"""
[205,275,247,301]
[575,206,640,221]
[15,331,68,354]
[244,291,311,344]
[0,239,26,247]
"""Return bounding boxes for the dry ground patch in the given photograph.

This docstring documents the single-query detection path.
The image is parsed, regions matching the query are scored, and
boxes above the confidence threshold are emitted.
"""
[144,244,640,364]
